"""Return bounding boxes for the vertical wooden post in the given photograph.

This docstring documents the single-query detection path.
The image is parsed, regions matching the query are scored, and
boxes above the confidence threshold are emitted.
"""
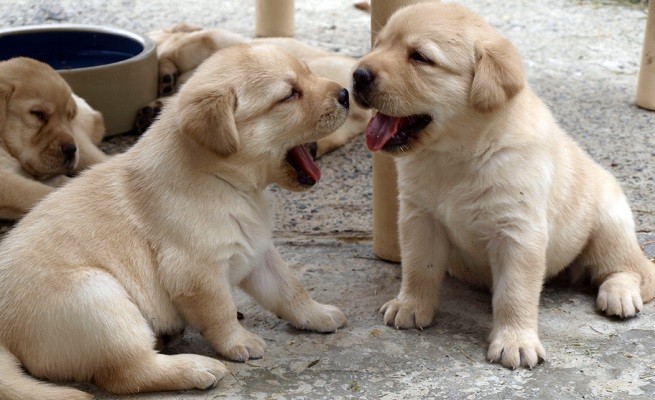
[370,0,440,262]
[256,0,295,37]
[636,0,655,110]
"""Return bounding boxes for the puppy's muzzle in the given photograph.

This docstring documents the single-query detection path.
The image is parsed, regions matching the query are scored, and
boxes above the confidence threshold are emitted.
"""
[352,67,375,108]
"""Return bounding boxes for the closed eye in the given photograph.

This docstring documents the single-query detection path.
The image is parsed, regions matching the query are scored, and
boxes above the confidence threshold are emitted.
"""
[409,51,434,65]
[30,110,49,123]
[280,88,300,102]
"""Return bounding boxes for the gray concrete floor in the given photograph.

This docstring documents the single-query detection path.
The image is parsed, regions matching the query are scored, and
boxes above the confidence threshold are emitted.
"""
[2,0,655,398]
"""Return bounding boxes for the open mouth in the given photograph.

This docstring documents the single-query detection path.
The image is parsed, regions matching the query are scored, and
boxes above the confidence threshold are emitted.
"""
[286,145,321,186]
[365,113,432,152]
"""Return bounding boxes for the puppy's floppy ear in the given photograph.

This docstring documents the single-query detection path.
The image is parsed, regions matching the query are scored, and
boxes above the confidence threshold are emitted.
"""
[178,86,239,156]
[0,79,15,134]
[469,37,525,113]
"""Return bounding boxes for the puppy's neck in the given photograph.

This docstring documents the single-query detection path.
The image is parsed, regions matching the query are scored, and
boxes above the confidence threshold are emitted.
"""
[211,159,268,194]
[130,114,271,194]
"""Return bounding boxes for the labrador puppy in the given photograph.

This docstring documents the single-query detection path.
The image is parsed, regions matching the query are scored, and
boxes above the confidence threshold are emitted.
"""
[0,43,348,399]
[0,57,108,220]
[352,2,655,369]
[138,23,370,158]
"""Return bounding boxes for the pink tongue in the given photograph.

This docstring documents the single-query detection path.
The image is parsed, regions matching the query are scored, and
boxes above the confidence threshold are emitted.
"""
[366,112,402,151]
[288,145,321,183]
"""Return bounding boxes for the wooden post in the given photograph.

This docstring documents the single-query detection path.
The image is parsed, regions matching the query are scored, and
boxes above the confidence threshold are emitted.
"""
[636,0,655,110]
[370,0,440,262]
[255,0,295,37]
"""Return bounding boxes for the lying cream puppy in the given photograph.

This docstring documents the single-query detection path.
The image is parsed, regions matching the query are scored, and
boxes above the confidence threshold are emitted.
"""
[0,43,348,399]
[352,2,655,369]
[138,23,370,158]
[0,57,108,220]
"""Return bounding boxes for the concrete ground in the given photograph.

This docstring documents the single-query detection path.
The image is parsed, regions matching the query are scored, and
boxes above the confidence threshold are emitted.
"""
[2,0,655,398]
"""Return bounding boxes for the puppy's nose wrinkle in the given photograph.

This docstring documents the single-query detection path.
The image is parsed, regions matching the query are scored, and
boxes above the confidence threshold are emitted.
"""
[61,143,77,160]
[353,68,375,91]
[337,88,349,108]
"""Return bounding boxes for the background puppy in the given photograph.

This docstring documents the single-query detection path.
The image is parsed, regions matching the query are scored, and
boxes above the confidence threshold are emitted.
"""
[0,43,348,399]
[0,57,108,220]
[353,3,655,369]
[138,23,371,158]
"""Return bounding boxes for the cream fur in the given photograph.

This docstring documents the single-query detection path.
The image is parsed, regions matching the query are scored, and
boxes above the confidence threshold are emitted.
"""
[147,23,371,158]
[0,57,108,220]
[0,43,347,399]
[354,2,655,369]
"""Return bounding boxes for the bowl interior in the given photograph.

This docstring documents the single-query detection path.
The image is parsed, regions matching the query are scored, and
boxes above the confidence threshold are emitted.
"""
[0,30,144,70]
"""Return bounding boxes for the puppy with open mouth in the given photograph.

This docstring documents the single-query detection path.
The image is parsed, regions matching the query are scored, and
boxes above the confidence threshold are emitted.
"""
[353,2,655,369]
[0,43,348,399]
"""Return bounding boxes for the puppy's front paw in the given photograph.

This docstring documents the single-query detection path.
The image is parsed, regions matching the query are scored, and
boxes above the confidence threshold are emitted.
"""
[218,327,266,362]
[380,297,436,329]
[597,272,643,318]
[290,302,347,333]
[487,328,545,369]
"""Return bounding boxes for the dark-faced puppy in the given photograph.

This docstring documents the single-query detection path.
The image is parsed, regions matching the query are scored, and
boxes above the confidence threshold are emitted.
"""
[0,57,107,219]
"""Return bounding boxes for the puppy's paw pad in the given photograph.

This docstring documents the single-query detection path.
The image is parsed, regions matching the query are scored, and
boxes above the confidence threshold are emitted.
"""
[292,303,347,333]
[158,58,179,96]
[487,328,545,369]
[134,100,164,134]
[159,77,177,96]
[221,329,266,362]
[379,297,436,329]
[597,272,642,319]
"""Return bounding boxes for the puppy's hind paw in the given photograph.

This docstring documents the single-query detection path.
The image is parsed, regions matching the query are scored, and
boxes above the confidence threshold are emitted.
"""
[158,58,179,96]
[175,354,228,390]
[218,327,266,362]
[379,297,436,330]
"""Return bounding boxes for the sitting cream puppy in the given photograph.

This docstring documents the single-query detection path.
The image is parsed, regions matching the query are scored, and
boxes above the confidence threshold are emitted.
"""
[352,2,655,369]
[0,43,348,399]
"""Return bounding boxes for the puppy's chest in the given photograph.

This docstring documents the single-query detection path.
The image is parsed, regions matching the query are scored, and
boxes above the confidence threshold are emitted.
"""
[432,186,491,254]
[400,160,511,256]
[221,197,274,284]
[174,191,273,281]
[226,216,272,284]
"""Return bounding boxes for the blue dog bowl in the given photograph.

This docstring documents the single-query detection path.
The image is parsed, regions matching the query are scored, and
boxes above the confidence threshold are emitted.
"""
[0,24,158,136]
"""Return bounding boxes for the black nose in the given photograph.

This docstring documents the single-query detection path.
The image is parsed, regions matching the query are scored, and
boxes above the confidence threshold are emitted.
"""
[337,88,349,108]
[353,67,375,91]
[61,143,77,161]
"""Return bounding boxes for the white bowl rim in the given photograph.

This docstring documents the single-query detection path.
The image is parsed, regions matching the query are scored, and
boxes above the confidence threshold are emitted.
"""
[0,24,156,72]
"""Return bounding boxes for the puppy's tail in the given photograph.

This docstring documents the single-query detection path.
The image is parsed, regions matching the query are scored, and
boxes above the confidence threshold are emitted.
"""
[0,346,92,400]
